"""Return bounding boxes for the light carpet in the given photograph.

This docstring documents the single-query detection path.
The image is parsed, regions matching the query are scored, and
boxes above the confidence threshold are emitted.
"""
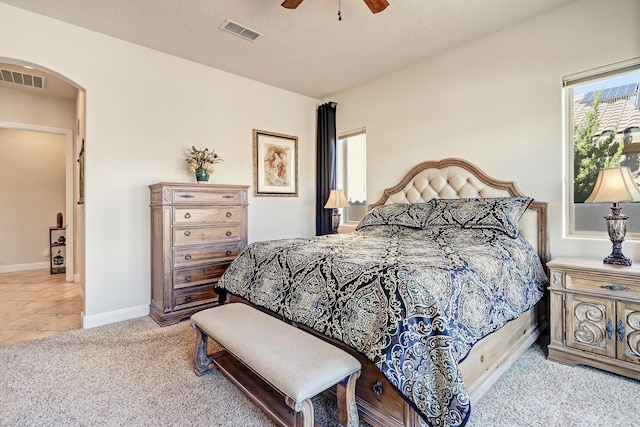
[0,316,638,426]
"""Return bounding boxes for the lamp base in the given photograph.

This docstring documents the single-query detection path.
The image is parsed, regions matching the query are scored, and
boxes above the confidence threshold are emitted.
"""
[603,253,632,266]
[331,209,341,234]
[604,205,631,266]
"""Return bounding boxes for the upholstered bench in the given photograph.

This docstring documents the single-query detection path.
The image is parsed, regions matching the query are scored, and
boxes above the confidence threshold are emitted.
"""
[191,303,362,427]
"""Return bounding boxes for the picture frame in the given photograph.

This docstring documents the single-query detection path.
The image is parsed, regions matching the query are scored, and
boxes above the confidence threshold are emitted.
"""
[77,138,85,205]
[253,129,298,197]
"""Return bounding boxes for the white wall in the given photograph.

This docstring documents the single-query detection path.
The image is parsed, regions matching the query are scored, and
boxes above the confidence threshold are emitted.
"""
[0,128,65,270]
[330,0,640,262]
[0,3,318,326]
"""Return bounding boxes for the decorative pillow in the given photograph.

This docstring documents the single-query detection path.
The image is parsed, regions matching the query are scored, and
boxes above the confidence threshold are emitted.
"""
[356,202,434,230]
[425,197,533,238]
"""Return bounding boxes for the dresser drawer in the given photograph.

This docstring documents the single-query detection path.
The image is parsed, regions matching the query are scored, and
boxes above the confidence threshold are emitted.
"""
[173,225,241,246]
[173,263,230,289]
[172,188,245,204]
[173,242,242,267]
[173,206,242,225]
[173,286,218,310]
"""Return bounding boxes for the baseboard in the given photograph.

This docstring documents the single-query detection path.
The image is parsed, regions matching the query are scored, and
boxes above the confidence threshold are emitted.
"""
[0,262,48,273]
[82,304,150,329]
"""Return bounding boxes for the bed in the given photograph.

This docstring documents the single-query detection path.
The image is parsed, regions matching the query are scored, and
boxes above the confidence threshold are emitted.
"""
[216,158,550,427]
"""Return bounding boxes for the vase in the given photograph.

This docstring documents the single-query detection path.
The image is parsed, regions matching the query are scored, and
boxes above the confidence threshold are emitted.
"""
[195,168,209,183]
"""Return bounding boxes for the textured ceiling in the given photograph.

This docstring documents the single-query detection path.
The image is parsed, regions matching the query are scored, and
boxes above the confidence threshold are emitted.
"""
[1,0,578,99]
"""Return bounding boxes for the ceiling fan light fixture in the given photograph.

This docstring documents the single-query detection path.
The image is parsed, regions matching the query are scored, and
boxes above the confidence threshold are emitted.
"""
[281,0,389,16]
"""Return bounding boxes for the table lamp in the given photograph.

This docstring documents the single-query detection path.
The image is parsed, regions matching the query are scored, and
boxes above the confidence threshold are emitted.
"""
[585,166,640,266]
[324,189,349,234]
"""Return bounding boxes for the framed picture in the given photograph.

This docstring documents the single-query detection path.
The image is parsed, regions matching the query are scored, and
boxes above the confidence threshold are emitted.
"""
[77,138,85,205]
[253,129,298,197]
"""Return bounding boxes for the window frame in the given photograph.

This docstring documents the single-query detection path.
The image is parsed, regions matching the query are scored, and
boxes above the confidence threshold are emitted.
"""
[563,57,640,239]
[337,127,367,227]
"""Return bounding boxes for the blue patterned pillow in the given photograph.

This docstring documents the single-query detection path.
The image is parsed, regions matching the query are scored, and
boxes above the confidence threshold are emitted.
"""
[356,202,434,230]
[425,197,533,238]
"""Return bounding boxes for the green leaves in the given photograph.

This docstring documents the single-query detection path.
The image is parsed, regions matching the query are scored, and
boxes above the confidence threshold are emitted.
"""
[573,91,624,203]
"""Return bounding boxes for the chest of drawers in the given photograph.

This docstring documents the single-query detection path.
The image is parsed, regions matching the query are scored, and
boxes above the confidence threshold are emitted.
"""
[149,183,248,326]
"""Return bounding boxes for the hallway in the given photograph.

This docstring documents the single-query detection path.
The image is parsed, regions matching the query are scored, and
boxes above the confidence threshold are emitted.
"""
[0,269,82,345]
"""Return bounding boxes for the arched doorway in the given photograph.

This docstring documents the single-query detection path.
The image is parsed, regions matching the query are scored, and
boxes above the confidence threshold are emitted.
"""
[0,60,86,342]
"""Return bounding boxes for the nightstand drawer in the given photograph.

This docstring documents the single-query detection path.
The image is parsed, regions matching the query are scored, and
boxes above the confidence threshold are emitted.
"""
[173,225,241,246]
[173,206,242,225]
[173,263,230,289]
[173,243,242,267]
[565,271,639,296]
[173,286,218,310]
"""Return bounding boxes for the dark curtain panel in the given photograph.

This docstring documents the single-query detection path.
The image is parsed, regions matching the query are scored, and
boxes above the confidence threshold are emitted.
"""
[316,102,337,235]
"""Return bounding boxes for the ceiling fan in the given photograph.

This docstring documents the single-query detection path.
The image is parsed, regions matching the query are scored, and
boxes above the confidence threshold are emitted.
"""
[281,0,389,14]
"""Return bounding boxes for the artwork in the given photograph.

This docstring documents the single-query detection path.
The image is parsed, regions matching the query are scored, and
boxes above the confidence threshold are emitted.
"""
[77,138,85,205]
[253,129,298,197]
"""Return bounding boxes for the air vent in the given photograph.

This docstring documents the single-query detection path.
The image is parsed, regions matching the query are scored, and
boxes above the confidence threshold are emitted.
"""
[0,68,45,89]
[220,19,262,42]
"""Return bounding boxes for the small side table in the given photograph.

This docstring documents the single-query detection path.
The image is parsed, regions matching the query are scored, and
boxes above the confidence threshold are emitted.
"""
[547,257,640,380]
[49,226,66,274]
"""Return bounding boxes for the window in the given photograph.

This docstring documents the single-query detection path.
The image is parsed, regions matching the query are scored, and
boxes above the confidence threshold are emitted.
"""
[564,59,640,237]
[337,128,367,225]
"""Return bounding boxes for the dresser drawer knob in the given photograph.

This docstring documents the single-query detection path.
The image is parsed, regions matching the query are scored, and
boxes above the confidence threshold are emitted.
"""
[618,320,625,342]
[600,285,630,291]
[184,230,191,237]
[185,274,192,282]
[223,195,234,199]
[185,294,192,302]
[607,318,614,340]
[226,231,232,237]
[184,212,191,219]
[226,250,232,256]
[185,253,192,260]
[180,194,195,199]
[372,380,383,396]
[226,211,232,218]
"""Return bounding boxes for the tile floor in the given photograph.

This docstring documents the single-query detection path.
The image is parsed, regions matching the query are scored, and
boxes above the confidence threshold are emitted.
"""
[0,269,83,345]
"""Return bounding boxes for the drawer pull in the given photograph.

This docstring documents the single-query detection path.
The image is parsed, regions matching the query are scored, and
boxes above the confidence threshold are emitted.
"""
[223,195,234,199]
[184,230,191,237]
[185,274,192,282]
[226,250,232,256]
[600,285,630,291]
[226,211,232,218]
[226,231,232,237]
[372,380,383,396]
[180,194,195,199]
[185,294,192,302]
[607,319,614,340]
[185,253,192,260]
[184,212,191,219]
[618,320,625,342]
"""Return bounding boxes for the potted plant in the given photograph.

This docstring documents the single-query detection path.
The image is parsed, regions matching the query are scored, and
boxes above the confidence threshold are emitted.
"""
[185,146,223,183]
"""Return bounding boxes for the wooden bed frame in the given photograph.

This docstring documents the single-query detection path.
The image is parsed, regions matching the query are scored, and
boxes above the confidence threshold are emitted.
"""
[226,158,549,427]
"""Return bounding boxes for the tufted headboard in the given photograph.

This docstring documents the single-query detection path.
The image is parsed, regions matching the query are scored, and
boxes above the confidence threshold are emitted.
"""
[369,158,549,264]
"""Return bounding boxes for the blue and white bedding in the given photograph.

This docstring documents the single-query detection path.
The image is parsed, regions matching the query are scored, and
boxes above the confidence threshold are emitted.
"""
[218,199,548,427]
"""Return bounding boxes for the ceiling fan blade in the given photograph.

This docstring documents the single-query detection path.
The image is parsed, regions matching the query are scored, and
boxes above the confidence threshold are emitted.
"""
[281,0,304,9]
[363,0,389,14]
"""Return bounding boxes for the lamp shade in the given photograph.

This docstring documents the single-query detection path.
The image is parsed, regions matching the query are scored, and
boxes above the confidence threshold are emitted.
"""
[585,167,640,204]
[324,189,349,209]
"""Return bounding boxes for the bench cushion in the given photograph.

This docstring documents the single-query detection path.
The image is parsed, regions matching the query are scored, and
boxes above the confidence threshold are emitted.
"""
[191,303,361,402]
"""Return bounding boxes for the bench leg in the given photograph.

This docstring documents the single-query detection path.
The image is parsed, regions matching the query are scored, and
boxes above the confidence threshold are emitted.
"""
[192,323,214,376]
[285,396,314,427]
[337,371,361,427]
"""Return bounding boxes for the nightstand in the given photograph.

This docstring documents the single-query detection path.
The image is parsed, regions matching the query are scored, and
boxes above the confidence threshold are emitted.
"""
[547,257,640,380]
